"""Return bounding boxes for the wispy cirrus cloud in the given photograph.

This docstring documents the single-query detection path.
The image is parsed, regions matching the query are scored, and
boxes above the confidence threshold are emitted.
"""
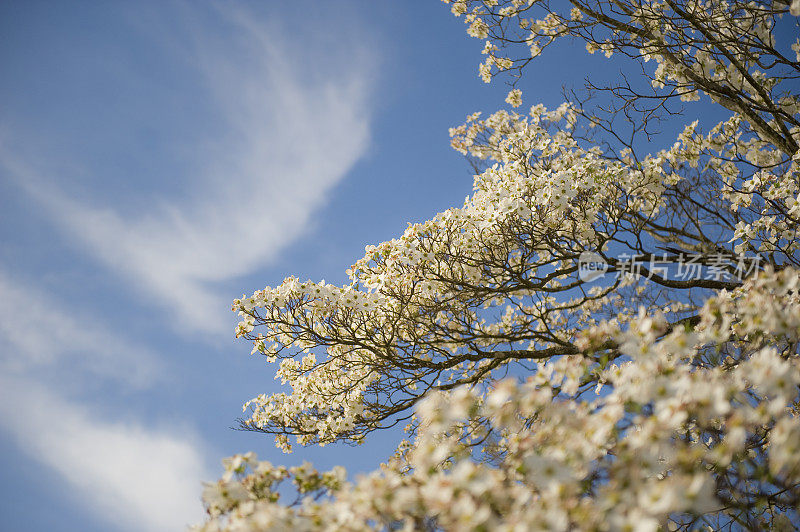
[0,269,160,388]
[2,4,375,335]
[0,4,378,529]
[0,375,209,532]
[0,266,209,531]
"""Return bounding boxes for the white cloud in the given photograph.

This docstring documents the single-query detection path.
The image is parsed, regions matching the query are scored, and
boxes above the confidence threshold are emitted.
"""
[0,376,210,532]
[2,5,374,335]
[0,6,377,527]
[0,269,160,388]
[0,267,204,529]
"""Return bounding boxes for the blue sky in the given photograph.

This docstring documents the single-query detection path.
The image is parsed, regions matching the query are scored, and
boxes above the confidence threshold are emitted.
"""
[0,1,703,530]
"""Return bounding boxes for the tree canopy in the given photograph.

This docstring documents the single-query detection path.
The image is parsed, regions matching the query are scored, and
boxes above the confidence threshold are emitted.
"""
[196,1,800,530]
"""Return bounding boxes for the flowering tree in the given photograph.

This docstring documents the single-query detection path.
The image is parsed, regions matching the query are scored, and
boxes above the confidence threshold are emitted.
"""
[196,1,800,530]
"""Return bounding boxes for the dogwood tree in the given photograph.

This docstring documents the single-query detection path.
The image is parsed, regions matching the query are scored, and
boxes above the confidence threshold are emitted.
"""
[196,1,800,530]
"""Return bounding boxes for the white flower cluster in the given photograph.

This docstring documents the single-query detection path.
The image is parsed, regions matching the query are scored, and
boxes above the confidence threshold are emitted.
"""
[231,88,798,450]
[444,0,800,123]
[232,99,727,449]
[201,269,800,530]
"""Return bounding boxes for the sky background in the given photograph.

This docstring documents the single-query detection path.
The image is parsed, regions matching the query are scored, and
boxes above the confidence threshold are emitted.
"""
[0,1,738,530]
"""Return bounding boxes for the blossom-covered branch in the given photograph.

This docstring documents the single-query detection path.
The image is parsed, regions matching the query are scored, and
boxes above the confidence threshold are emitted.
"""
[198,1,800,530]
